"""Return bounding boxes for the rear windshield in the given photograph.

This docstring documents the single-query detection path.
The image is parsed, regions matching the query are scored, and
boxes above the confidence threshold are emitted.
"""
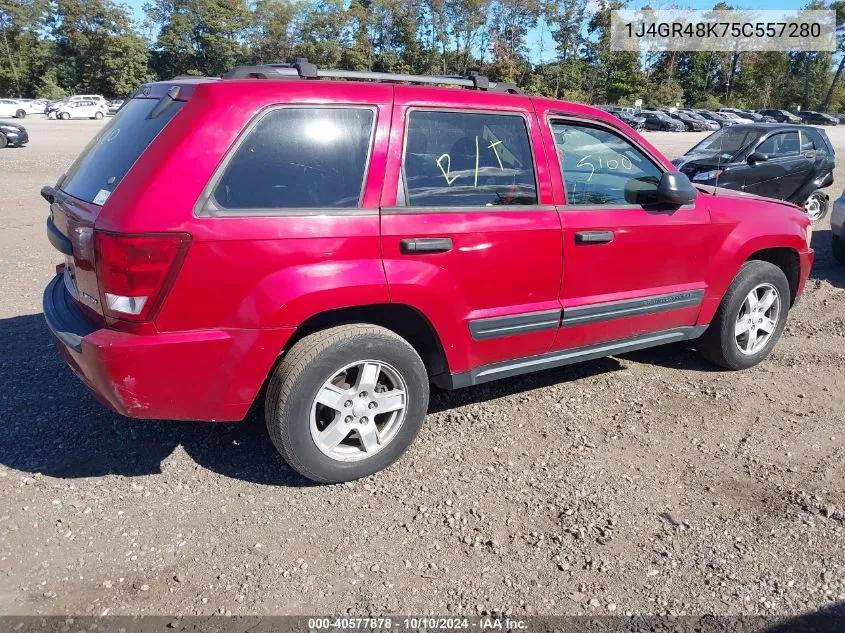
[59,97,184,205]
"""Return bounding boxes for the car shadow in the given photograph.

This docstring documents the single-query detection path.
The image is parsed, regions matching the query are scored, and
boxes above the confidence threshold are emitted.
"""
[0,312,726,485]
[0,313,313,487]
[810,228,845,288]
[762,600,845,632]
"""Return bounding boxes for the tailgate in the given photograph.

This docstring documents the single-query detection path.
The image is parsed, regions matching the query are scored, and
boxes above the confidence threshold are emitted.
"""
[44,189,105,321]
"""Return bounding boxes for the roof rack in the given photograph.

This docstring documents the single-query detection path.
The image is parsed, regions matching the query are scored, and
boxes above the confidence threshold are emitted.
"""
[220,58,522,94]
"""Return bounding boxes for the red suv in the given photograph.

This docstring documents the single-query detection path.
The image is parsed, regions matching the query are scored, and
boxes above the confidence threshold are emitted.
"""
[43,62,814,483]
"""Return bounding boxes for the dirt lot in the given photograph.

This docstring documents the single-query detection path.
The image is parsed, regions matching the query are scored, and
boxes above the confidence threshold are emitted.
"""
[0,117,843,618]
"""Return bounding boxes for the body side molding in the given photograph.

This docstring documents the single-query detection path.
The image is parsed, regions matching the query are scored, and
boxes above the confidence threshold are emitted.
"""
[439,325,708,389]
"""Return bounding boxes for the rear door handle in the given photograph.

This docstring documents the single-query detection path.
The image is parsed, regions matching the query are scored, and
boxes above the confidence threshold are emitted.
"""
[400,237,453,254]
[575,230,614,244]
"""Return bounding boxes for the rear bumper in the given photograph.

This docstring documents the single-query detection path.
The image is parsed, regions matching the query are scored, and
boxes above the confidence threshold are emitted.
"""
[44,275,294,421]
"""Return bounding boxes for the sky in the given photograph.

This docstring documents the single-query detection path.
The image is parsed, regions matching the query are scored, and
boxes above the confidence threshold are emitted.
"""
[122,0,825,66]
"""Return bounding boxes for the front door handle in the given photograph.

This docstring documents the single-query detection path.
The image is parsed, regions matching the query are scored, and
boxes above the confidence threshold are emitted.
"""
[400,237,453,254]
[575,230,614,245]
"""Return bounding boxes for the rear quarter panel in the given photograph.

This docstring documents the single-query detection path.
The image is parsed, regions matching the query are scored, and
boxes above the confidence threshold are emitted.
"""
[97,81,395,332]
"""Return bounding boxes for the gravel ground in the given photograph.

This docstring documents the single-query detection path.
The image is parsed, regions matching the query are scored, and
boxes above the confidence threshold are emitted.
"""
[0,117,843,618]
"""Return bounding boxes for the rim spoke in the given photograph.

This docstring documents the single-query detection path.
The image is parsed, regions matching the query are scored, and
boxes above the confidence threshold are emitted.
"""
[317,419,350,451]
[735,317,753,337]
[759,288,777,312]
[759,317,776,334]
[356,362,381,392]
[373,389,405,413]
[316,384,347,412]
[358,424,381,452]
[744,329,758,353]
[745,290,759,312]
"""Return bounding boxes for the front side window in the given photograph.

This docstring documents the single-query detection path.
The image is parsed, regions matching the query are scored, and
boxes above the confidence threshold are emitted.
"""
[402,110,538,207]
[213,108,375,211]
[551,121,663,206]
[757,131,799,157]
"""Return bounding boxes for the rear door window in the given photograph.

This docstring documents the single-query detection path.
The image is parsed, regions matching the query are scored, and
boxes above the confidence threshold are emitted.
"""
[401,110,538,207]
[60,97,184,204]
[211,107,375,211]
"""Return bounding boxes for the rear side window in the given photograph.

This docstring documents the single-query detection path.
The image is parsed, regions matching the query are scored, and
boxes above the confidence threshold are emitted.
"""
[60,97,184,205]
[402,110,538,207]
[213,108,375,211]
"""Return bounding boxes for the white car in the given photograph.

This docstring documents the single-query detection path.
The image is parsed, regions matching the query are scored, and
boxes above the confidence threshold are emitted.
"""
[0,99,28,118]
[67,94,107,107]
[55,100,107,120]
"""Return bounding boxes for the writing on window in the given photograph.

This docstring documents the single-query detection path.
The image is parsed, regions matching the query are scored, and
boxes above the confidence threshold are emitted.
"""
[403,111,538,207]
[552,122,663,206]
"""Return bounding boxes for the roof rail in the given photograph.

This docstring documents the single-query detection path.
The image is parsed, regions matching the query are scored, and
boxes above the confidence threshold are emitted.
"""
[220,58,521,94]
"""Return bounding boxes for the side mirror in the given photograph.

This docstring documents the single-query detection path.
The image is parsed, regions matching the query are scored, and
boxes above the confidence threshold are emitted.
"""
[655,171,698,205]
[747,151,769,164]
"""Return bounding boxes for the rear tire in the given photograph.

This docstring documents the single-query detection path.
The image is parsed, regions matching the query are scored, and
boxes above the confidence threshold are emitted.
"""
[0,134,6,149]
[60,112,69,120]
[696,260,790,370]
[265,324,429,484]
[15,109,25,118]
[803,190,829,223]
[833,234,845,265]
[94,111,103,120]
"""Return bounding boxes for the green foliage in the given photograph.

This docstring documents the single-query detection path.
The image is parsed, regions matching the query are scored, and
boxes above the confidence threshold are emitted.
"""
[0,0,843,111]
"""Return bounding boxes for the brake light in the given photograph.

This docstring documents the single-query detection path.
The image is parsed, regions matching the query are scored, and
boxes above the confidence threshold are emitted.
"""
[95,231,191,322]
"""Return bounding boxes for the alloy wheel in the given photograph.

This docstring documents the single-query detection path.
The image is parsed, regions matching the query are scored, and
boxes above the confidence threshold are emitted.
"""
[309,360,408,462]
[734,283,781,355]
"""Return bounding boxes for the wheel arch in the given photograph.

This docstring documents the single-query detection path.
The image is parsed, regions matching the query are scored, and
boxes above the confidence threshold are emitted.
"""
[281,303,450,383]
[746,247,800,306]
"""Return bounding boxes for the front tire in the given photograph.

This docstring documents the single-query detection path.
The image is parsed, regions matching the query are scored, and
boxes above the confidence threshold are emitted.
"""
[0,134,6,149]
[833,234,845,265]
[696,260,790,370]
[15,109,25,118]
[60,112,69,120]
[265,324,429,483]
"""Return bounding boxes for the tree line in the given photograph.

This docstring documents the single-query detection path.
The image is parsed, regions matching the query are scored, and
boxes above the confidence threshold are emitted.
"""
[2,0,845,111]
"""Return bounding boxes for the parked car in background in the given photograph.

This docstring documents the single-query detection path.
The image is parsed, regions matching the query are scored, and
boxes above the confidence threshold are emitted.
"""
[41,63,815,482]
[107,100,124,115]
[797,110,838,125]
[0,120,28,147]
[696,110,732,127]
[833,113,845,125]
[719,111,755,125]
[609,109,645,130]
[55,100,107,120]
[667,111,711,131]
[678,109,720,130]
[0,99,28,119]
[45,99,66,119]
[641,110,685,131]
[673,123,835,222]
[718,108,776,124]
[758,109,802,124]
[831,192,845,263]
[67,94,107,107]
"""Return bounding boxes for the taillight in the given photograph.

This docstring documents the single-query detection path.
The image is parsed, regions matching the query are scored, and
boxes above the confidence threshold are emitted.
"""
[95,231,191,322]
